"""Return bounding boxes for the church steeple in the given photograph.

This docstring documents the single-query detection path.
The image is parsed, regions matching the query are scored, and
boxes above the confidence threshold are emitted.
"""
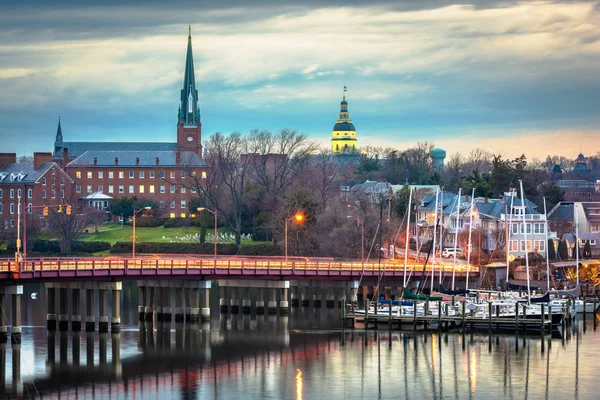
[179,25,200,125]
[55,116,63,144]
[331,86,357,153]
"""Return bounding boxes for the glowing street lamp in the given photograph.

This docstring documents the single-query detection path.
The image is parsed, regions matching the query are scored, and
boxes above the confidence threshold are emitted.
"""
[132,206,151,259]
[197,207,218,266]
[285,212,305,262]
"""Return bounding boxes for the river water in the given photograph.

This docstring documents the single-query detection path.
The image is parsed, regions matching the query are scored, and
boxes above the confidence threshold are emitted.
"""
[0,282,599,399]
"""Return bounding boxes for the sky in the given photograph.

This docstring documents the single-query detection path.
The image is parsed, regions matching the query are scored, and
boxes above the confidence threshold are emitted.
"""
[0,0,599,160]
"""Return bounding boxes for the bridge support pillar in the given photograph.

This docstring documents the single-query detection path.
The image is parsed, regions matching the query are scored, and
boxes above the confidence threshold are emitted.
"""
[111,288,121,333]
[59,287,69,331]
[280,288,289,315]
[326,289,335,308]
[338,288,346,308]
[313,288,322,308]
[112,332,122,378]
[268,289,277,315]
[145,286,154,322]
[256,289,265,315]
[98,289,108,333]
[219,286,228,314]
[242,288,251,315]
[86,289,95,332]
[12,342,21,395]
[348,288,358,305]
[47,287,56,331]
[301,287,310,307]
[175,288,184,322]
[138,286,145,321]
[155,286,163,322]
[162,287,172,323]
[72,288,81,331]
[188,288,200,323]
[11,293,21,344]
[0,294,6,343]
[86,331,94,367]
[201,287,210,323]
[291,287,299,307]
[230,288,240,314]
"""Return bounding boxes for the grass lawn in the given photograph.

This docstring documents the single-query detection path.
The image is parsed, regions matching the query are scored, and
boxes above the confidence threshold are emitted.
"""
[78,223,268,245]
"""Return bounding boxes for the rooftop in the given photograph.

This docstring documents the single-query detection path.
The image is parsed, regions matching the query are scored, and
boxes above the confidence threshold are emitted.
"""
[67,151,206,167]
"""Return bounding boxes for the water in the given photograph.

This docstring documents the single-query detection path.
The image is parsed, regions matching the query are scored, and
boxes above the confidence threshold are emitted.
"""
[1,283,599,399]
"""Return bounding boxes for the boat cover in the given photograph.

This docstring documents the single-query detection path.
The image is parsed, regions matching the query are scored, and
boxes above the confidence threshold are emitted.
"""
[439,284,470,296]
[403,288,443,301]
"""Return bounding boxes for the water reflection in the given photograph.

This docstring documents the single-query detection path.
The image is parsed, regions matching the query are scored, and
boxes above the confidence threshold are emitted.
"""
[0,310,597,398]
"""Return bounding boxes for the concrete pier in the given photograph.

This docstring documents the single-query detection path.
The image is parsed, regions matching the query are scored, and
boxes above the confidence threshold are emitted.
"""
[280,288,289,315]
[111,288,121,333]
[230,288,240,314]
[220,286,228,313]
[72,288,81,331]
[201,287,210,323]
[47,287,56,330]
[313,288,322,308]
[86,289,95,332]
[138,286,146,321]
[145,286,154,322]
[326,289,335,308]
[98,289,108,333]
[162,287,172,322]
[175,287,184,322]
[268,288,277,315]
[0,295,6,343]
[11,293,21,344]
[301,287,310,307]
[256,289,265,315]
[242,288,251,315]
[291,287,299,307]
[58,287,69,331]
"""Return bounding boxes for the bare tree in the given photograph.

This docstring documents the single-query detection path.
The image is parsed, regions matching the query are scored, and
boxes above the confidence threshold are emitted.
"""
[46,182,87,253]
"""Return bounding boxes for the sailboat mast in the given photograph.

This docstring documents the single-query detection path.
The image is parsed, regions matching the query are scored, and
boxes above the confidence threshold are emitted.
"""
[543,197,550,291]
[506,189,515,289]
[519,179,531,301]
[438,187,444,284]
[466,188,475,290]
[575,202,579,287]
[452,188,462,290]
[430,187,440,293]
[403,187,413,288]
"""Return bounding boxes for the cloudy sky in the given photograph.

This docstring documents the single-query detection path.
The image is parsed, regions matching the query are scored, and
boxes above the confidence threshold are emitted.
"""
[0,0,599,159]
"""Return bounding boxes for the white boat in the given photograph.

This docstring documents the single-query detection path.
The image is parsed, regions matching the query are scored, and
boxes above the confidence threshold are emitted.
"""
[575,300,599,314]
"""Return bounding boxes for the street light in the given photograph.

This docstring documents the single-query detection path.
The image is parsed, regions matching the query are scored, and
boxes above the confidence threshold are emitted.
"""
[347,215,364,264]
[132,206,151,259]
[197,207,218,267]
[285,212,304,262]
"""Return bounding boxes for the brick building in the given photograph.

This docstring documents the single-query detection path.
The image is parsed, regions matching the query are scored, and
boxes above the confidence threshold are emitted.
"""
[51,28,208,218]
[0,152,73,230]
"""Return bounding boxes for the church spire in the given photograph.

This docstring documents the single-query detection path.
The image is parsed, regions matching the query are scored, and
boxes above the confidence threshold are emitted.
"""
[180,26,199,125]
[55,116,63,144]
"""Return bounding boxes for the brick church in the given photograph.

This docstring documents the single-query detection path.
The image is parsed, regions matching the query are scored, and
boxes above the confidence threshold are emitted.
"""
[52,28,208,218]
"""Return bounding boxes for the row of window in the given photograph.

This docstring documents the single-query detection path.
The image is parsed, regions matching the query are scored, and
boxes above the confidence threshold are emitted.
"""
[509,240,546,252]
[75,170,206,179]
[0,203,33,215]
[41,177,64,186]
[0,189,33,199]
[76,184,197,195]
[41,190,64,199]
[511,222,545,235]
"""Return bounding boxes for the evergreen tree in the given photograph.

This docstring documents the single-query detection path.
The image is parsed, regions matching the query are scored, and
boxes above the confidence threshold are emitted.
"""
[583,240,592,259]
[558,239,569,260]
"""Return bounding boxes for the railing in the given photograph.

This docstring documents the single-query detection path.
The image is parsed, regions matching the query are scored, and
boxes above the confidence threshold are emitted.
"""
[0,257,479,277]
[500,214,545,221]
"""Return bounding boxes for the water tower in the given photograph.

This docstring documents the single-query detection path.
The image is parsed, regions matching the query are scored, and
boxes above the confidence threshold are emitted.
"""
[430,148,446,173]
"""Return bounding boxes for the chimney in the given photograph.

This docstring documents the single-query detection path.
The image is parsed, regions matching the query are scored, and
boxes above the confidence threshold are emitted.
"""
[115,157,119,166]
[62,148,69,166]
[33,152,52,170]
[155,157,159,167]
[136,157,140,166]
[176,151,181,166]
[0,153,16,169]
[93,157,97,166]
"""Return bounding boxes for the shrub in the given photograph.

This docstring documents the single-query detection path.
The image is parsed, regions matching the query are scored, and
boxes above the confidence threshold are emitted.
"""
[109,241,239,255]
[134,217,166,228]
[237,244,283,256]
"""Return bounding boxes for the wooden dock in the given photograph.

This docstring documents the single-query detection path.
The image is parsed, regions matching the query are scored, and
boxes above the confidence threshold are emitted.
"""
[341,300,556,333]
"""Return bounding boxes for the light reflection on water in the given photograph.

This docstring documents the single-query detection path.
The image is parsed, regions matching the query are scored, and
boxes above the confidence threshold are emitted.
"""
[0,284,598,399]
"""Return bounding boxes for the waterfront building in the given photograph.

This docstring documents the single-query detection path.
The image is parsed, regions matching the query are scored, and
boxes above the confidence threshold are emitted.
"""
[331,87,358,153]
[51,28,208,218]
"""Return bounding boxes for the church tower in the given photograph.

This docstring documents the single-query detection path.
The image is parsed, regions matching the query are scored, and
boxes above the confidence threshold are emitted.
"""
[53,116,63,157]
[177,26,202,156]
[331,86,357,153]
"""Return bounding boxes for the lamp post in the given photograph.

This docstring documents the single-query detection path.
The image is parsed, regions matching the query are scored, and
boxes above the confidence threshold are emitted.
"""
[132,206,151,259]
[285,212,304,262]
[347,215,364,264]
[197,207,218,266]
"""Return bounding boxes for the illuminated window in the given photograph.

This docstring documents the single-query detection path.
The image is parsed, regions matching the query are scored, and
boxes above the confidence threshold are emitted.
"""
[76,171,81,178]
[170,213,175,218]
[119,171,124,179]
[181,213,186,218]
[87,171,92,179]
[202,171,207,179]
[149,185,155,194]
[139,185,145,194]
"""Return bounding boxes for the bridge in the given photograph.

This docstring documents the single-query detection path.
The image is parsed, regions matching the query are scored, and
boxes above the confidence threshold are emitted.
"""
[0,255,478,348]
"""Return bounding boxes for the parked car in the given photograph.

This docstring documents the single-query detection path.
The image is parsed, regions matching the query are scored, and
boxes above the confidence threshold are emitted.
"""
[442,248,464,258]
